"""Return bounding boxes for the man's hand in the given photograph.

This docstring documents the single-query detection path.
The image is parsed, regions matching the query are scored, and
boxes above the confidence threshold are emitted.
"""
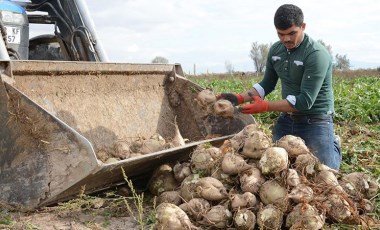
[217,93,244,106]
[240,96,269,114]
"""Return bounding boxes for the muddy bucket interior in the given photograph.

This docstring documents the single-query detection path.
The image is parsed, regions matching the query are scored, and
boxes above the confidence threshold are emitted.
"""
[0,60,255,210]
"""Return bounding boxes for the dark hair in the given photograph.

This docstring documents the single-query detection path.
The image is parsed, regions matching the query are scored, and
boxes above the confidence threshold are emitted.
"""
[274,4,304,30]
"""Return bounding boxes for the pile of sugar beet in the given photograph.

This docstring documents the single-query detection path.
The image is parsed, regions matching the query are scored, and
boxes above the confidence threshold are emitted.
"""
[147,89,379,230]
[149,124,379,229]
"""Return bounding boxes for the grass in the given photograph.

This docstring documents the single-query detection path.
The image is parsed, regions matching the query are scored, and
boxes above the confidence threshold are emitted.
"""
[121,168,156,230]
[0,210,13,225]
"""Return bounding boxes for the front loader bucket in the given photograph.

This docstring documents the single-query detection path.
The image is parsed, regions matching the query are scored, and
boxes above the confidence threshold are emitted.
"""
[0,60,255,210]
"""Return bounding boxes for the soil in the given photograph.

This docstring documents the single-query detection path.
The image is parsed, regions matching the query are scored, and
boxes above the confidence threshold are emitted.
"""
[0,175,154,230]
[0,189,148,230]
[1,210,139,230]
[0,211,140,230]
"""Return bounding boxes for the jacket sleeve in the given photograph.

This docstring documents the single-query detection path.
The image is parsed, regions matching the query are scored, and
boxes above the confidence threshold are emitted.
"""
[294,50,330,111]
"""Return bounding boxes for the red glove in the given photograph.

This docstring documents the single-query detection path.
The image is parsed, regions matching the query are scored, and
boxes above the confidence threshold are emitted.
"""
[217,93,244,106]
[240,96,269,114]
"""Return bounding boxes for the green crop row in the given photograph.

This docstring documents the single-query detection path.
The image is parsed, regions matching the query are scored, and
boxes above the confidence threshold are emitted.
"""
[334,76,380,123]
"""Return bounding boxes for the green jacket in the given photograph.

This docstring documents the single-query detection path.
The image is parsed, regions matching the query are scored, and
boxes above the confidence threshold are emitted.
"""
[259,33,334,114]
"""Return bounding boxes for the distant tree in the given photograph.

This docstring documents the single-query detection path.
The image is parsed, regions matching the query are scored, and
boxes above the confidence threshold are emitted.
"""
[249,42,270,73]
[151,56,169,64]
[317,39,333,57]
[316,40,350,70]
[225,60,234,74]
[334,54,350,70]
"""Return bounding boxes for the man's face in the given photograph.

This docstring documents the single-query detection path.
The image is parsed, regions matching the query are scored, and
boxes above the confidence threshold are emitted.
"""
[276,23,305,49]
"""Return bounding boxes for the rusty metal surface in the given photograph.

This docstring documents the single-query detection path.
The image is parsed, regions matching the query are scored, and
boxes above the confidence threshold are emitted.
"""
[0,60,255,210]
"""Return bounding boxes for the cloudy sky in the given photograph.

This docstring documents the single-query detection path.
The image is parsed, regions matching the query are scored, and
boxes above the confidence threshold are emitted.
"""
[42,0,380,73]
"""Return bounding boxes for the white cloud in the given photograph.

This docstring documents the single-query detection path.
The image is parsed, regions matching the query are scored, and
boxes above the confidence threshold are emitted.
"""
[127,44,139,53]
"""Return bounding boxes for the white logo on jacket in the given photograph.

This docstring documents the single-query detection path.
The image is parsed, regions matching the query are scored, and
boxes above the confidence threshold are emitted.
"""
[272,56,281,61]
[294,60,303,66]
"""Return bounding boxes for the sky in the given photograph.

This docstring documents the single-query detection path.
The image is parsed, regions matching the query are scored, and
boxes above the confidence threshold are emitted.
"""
[33,0,380,74]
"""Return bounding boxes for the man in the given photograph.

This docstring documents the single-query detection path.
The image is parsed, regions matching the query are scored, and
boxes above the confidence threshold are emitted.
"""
[219,4,341,170]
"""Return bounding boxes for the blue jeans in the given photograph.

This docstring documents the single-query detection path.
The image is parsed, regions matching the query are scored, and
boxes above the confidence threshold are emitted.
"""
[272,113,341,170]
